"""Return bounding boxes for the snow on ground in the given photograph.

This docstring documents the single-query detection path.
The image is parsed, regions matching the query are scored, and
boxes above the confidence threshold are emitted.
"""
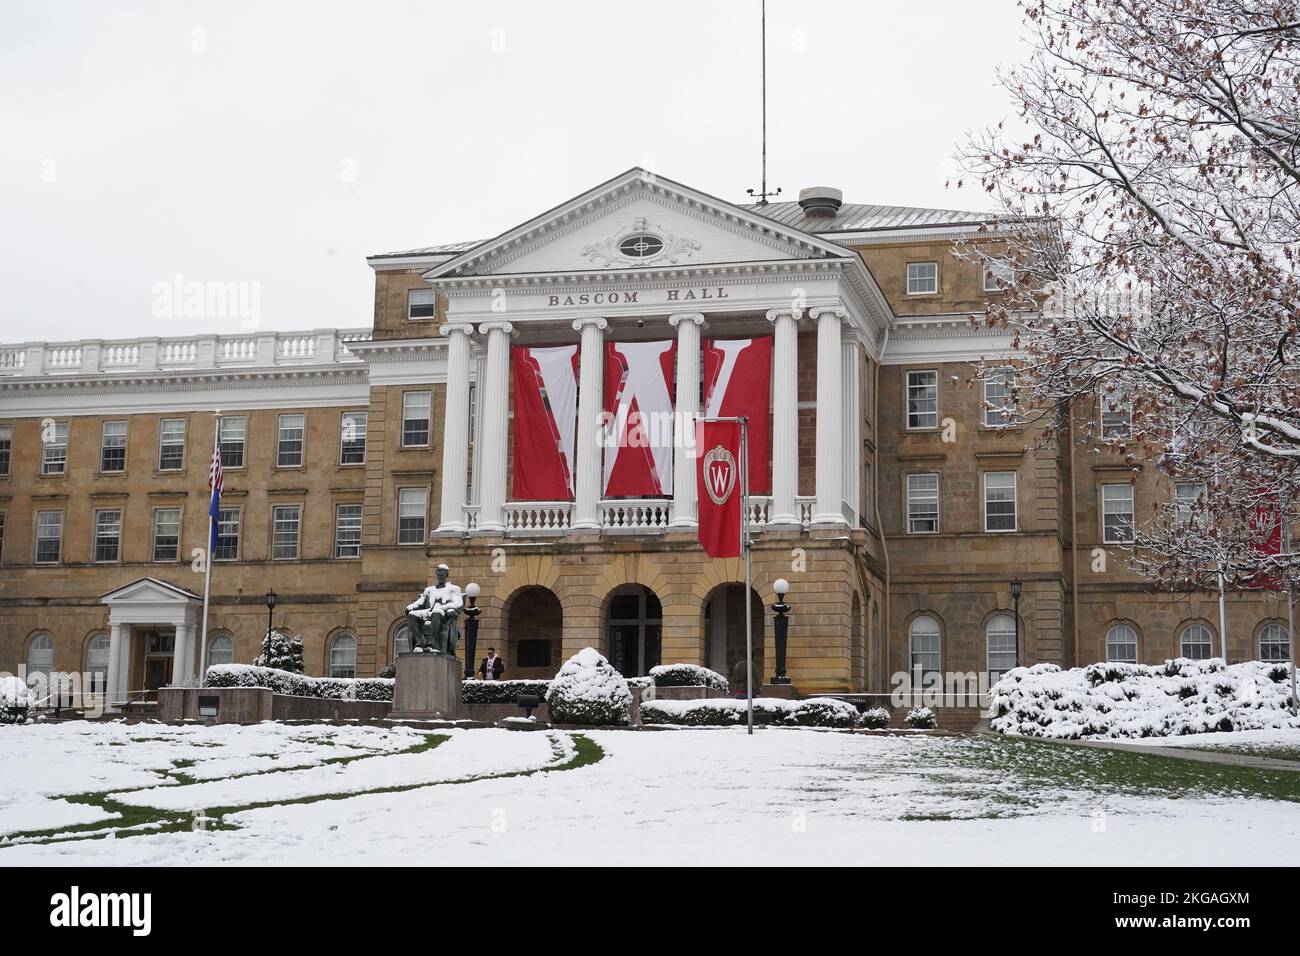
[1,722,1298,865]
[1123,727,1300,751]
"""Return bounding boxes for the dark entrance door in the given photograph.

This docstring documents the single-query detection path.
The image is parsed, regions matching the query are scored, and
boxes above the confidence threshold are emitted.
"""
[606,586,662,677]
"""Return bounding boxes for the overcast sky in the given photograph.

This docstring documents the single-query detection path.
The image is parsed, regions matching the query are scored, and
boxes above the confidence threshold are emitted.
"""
[0,0,1029,343]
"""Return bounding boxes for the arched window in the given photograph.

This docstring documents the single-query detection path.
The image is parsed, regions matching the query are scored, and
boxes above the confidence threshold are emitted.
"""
[1106,623,1138,664]
[1179,623,1214,661]
[986,614,1018,680]
[392,621,413,658]
[26,633,54,679]
[329,633,357,679]
[1259,622,1292,663]
[207,633,235,667]
[909,616,941,679]
[85,634,110,693]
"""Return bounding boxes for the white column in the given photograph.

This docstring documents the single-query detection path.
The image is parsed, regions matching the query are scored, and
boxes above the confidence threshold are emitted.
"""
[105,621,124,708]
[841,337,862,526]
[812,306,846,525]
[766,308,802,527]
[476,321,514,533]
[436,323,475,533]
[571,316,608,530]
[669,312,705,528]
[174,622,194,685]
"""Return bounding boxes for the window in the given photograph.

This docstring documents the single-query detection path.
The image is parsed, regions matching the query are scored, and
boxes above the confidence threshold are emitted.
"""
[100,421,127,472]
[42,421,69,475]
[340,411,367,465]
[271,505,301,560]
[214,507,241,561]
[152,508,181,562]
[26,633,54,681]
[402,392,431,447]
[1100,397,1132,439]
[983,259,1014,292]
[1179,623,1214,660]
[516,639,553,669]
[85,634,110,695]
[987,614,1018,680]
[909,616,941,679]
[619,234,665,258]
[407,288,436,320]
[219,417,246,468]
[906,261,938,295]
[1260,622,1291,663]
[158,418,186,470]
[207,633,235,666]
[984,472,1017,532]
[1106,623,1138,663]
[93,509,122,562]
[906,370,939,429]
[393,623,413,658]
[398,488,427,544]
[906,473,939,533]
[335,503,362,558]
[35,511,62,563]
[329,633,357,678]
[983,368,1014,427]
[1174,482,1206,524]
[0,424,11,476]
[0,510,5,561]
[276,413,305,468]
[1102,483,1135,543]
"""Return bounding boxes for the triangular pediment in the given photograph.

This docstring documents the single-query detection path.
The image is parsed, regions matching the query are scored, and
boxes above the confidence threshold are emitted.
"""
[425,168,855,280]
[100,577,201,605]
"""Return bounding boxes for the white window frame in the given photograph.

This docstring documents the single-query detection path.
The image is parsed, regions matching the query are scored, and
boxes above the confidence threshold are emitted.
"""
[397,487,428,545]
[0,423,11,476]
[983,259,1014,292]
[1106,623,1139,663]
[1174,481,1206,525]
[99,421,128,473]
[986,613,1018,679]
[207,633,236,667]
[26,633,54,680]
[276,413,305,468]
[334,503,362,559]
[92,508,122,563]
[158,418,187,471]
[35,510,63,563]
[340,411,367,465]
[407,288,436,321]
[906,261,938,295]
[1100,396,1132,439]
[982,368,1014,427]
[219,416,247,469]
[85,633,110,694]
[906,473,940,534]
[1101,483,1135,543]
[214,507,241,562]
[41,421,69,476]
[152,507,182,562]
[1259,622,1291,663]
[909,616,941,678]
[271,504,302,560]
[1179,622,1214,660]
[329,632,358,678]
[983,471,1017,533]
[402,391,432,448]
[905,370,939,430]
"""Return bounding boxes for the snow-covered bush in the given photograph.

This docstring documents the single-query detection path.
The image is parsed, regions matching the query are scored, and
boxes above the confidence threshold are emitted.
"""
[252,631,305,673]
[649,663,729,692]
[462,679,551,704]
[905,706,937,729]
[641,696,860,728]
[0,676,32,725]
[859,706,891,730]
[625,676,654,693]
[204,664,392,701]
[989,659,1300,739]
[546,648,632,726]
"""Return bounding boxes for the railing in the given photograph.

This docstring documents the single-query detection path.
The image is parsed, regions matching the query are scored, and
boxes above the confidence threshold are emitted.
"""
[504,501,571,533]
[796,497,816,524]
[0,328,374,377]
[600,499,672,531]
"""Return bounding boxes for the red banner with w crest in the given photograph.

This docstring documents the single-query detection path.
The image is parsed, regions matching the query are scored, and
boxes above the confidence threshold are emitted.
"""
[697,420,743,558]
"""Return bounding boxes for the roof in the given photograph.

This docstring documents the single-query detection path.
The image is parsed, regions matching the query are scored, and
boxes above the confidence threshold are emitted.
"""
[739,200,997,234]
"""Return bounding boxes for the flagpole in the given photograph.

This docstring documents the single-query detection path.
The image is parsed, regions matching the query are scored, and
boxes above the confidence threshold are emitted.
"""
[198,412,221,686]
[741,416,753,736]
[1285,489,1297,714]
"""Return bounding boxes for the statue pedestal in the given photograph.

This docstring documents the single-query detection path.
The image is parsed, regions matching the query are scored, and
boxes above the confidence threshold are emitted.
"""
[390,652,466,720]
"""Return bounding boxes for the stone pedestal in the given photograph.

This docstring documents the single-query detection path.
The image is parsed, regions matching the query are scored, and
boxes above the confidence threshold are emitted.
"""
[759,683,799,700]
[390,652,467,720]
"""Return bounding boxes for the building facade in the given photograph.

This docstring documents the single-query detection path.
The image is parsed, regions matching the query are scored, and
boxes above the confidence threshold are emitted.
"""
[0,169,1291,707]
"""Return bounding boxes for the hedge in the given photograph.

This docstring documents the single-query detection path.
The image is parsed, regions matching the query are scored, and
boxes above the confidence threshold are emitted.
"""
[204,664,394,701]
[641,696,861,728]
[649,663,728,691]
[462,679,551,704]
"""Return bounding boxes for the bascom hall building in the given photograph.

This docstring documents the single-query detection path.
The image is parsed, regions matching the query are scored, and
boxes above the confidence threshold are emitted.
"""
[0,168,1292,710]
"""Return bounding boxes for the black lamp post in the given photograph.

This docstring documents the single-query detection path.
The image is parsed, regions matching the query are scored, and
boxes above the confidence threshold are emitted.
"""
[462,582,481,679]
[1010,578,1022,668]
[264,589,277,664]
[771,578,791,685]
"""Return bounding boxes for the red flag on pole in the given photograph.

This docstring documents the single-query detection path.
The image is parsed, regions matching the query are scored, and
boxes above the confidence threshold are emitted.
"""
[697,420,743,558]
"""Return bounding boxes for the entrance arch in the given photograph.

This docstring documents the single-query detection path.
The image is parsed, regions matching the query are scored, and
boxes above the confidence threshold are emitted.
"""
[502,586,563,680]
[604,585,662,677]
[702,583,764,692]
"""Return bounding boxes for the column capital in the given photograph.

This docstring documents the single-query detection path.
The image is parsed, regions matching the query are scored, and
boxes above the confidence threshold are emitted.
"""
[766,308,803,322]
[478,321,515,336]
[571,316,608,332]
[440,322,475,339]
[808,306,847,321]
[668,311,706,328]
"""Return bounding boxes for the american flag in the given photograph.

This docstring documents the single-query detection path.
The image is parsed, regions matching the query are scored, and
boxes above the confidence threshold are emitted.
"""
[208,423,223,550]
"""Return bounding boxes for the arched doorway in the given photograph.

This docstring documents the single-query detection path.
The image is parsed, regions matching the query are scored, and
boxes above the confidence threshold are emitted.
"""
[702,584,764,692]
[605,585,662,677]
[504,586,562,680]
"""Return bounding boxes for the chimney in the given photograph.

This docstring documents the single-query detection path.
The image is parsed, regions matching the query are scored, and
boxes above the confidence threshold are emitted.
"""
[797,186,843,217]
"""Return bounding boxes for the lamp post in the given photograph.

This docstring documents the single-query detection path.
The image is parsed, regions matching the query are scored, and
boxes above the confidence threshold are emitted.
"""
[462,582,481,679]
[1010,578,1022,669]
[771,578,791,685]
[264,589,276,665]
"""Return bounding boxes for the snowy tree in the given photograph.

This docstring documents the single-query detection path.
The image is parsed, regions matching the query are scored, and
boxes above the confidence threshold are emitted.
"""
[546,647,632,726]
[957,0,1300,587]
[253,630,305,673]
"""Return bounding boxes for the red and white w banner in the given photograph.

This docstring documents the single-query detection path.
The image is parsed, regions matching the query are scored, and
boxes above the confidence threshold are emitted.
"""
[1248,490,1283,590]
[602,340,676,496]
[703,336,772,494]
[697,420,743,558]
[511,345,578,500]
